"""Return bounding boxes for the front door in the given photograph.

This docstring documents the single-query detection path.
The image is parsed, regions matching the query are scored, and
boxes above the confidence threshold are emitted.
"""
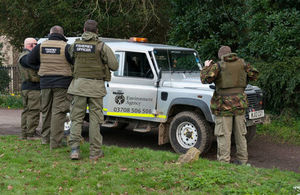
[104,51,158,121]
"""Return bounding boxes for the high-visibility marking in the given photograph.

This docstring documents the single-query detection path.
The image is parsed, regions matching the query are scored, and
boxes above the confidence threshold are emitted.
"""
[107,112,155,118]
[104,108,167,119]
[157,115,167,119]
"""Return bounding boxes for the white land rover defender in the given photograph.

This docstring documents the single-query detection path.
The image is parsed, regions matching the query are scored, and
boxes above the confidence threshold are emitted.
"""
[40,37,264,154]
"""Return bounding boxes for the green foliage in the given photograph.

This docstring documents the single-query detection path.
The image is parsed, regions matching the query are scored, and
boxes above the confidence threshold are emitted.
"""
[168,0,247,61]
[253,57,300,115]
[168,0,300,61]
[240,0,300,61]
[0,136,299,194]
[0,0,171,49]
[257,116,300,145]
[0,43,10,93]
[168,0,300,115]
[0,93,23,109]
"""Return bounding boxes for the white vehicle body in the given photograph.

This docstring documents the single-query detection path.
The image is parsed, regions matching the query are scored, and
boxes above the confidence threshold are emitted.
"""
[39,37,265,154]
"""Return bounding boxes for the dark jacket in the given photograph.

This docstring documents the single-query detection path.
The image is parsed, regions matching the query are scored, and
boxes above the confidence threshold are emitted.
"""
[21,33,73,89]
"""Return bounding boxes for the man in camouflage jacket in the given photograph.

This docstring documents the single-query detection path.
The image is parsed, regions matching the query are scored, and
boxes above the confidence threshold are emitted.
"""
[200,46,259,165]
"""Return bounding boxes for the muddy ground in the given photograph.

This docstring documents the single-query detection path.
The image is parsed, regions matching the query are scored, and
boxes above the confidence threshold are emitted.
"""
[0,109,299,173]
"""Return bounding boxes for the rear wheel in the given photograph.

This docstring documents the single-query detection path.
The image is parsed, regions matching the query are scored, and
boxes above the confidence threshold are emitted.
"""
[169,111,212,154]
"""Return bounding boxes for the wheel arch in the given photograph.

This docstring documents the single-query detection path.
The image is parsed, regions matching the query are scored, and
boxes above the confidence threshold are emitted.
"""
[167,98,214,123]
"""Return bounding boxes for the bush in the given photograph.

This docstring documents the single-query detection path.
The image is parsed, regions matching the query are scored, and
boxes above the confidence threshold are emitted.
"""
[0,93,23,109]
[240,0,300,62]
[168,0,246,61]
[253,57,300,115]
[168,0,300,61]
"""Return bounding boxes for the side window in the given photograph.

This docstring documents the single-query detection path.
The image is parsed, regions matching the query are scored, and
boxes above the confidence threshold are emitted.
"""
[124,52,153,79]
[113,54,120,76]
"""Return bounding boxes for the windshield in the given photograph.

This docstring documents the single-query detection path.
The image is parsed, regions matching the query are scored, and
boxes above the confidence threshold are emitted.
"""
[154,49,201,72]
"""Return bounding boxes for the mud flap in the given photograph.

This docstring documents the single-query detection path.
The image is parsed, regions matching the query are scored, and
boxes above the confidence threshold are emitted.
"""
[158,123,170,145]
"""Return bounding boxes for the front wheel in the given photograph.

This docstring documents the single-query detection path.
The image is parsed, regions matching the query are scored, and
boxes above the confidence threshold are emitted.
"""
[169,111,212,154]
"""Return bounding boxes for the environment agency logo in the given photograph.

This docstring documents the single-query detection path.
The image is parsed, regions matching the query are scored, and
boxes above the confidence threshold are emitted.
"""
[113,90,125,105]
[115,95,125,105]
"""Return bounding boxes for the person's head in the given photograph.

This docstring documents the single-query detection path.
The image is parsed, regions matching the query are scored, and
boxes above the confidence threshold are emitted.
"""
[84,20,98,33]
[24,38,37,51]
[218,46,231,59]
[49,25,64,35]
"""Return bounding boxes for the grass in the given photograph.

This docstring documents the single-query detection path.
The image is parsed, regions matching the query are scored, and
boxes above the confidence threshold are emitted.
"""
[257,116,300,145]
[0,93,23,109]
[0,136,299,194]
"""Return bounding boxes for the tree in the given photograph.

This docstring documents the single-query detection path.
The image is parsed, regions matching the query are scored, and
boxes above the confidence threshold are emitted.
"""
[168,0,247,61]
[240,0,300,61]
[0,0,171,49]
[168,0,300,61]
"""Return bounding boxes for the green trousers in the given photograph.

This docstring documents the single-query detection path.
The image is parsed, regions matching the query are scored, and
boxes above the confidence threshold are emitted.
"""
[214,115,248,164]
[41,88,71,148]
[69,95,103,157]
[21,90,41,137]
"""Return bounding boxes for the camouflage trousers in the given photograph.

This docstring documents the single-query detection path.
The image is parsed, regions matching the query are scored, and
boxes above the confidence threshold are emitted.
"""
[21,90,41,137]
[214,115,248,164]
[41,88,71,149]
[69,95,103,157]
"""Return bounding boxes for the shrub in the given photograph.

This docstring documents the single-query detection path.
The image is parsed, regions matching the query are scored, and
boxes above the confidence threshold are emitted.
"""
[0,93,23,109]
[253,57,300,115]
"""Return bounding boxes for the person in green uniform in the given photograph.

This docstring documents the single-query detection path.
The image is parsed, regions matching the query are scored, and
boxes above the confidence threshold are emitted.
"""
[18,38,40,140]
[200,46,259,165]
[68,20,119,160]
[23,26,73,149]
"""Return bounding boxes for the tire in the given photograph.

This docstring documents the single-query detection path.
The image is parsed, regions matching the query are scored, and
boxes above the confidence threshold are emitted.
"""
[169,111,213,154]
[246,125,256,143]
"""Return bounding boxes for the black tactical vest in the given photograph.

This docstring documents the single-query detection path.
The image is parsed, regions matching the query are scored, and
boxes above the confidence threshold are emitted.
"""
[73,39,106,79]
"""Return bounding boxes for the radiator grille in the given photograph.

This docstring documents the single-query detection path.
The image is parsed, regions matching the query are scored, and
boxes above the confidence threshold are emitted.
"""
[246,93,263,119]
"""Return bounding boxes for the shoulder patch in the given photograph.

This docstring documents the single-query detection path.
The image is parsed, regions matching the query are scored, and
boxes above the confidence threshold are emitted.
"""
[41,47,61,54]
[74,44,95,53]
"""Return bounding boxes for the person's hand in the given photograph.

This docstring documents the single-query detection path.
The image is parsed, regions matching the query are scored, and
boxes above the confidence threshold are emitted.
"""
[204,60,213,67]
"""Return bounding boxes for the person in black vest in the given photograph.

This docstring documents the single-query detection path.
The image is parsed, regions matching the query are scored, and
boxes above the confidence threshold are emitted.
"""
[22,26,73,149]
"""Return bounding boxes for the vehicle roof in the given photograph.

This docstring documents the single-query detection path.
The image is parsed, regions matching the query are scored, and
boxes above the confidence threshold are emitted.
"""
[37,37,196,52]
